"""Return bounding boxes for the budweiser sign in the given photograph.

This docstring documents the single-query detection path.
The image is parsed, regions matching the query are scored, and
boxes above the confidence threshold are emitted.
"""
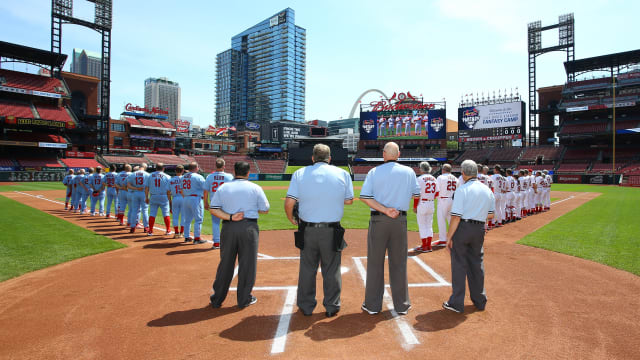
[125,103,169,116]
[369,91,435,112]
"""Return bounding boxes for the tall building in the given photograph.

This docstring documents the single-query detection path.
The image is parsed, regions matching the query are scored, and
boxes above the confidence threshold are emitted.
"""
[70,48,101,99]
[216,8,306,128]
[144,77,181,123]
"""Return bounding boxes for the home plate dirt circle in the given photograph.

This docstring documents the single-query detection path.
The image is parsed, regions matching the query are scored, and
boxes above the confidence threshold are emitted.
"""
[0,190,639,359]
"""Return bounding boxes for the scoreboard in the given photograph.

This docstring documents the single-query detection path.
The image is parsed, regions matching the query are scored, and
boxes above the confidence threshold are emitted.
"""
[458,101,525,143]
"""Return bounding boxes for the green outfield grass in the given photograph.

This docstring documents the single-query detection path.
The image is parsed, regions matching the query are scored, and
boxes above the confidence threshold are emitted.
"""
[3,181,637,276]
[0,182,65,192]
[519,184,640,276]
[0,195,126,282]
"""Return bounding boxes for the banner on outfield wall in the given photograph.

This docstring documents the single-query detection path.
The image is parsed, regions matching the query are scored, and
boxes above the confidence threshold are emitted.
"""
[0,171,66,182]
[556,174,581,184]
[628,175,640,187]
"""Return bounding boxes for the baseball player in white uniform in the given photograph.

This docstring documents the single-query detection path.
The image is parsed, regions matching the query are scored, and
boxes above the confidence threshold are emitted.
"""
[395,116,402,135]
[412,162,437,252]
[403,116,411,135]
[412,115,421,135]
[482,166,495,228]
[387,116,394,136]
[543,170,552,210]
[534,171,544,213]
[518,170,527,218]
[421,113,429,136]
[514,171,522,220]
[433,164,457,247]
[505,169,516,222]
[527,169,536,215]
[378,117,386,137]
[491,166,505,227]
[477,164,487,186]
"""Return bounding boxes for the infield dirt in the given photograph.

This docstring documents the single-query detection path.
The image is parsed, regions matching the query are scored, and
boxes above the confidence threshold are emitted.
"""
[0,190,639,359]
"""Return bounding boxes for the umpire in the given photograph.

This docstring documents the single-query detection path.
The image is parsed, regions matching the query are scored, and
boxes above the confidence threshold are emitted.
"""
[284,144,354,317]
[443,159,495,314]
[209,161,270,309]
[360,142,420,315]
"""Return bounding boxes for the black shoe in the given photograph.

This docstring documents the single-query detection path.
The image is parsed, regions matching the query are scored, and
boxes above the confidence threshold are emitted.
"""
[193,239,206,244]
[210,294,221,308]
[184,237,193,243]
[298,308,312,316]
[361,303,379,315]
[325,309,339,317]
[240,295,257,308]
[442,301,462,313]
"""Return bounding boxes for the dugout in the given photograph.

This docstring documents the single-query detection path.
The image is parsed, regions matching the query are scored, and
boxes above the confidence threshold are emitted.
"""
[287,136,348,166]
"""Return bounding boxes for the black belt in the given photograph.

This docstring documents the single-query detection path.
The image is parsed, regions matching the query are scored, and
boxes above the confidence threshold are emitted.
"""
[222,218,257,224]
[461,219,484,225]
[301,221,340,228]
[371,210,407,216]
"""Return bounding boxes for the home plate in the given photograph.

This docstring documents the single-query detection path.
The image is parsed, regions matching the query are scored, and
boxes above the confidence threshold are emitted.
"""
[318,266,349,274]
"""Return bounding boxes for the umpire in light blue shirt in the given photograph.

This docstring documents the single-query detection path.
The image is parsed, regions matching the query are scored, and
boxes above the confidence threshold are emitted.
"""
[360,142,420,316]
[209,161,270,309]
[442,159,495,314]
[285,144,354,318]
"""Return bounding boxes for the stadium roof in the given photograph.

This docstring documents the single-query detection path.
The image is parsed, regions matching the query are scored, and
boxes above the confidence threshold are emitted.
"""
[0,41,67,68]
[564,49,640,75]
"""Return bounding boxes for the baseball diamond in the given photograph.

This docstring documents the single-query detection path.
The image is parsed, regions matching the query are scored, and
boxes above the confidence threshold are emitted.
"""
[0,185,639,359]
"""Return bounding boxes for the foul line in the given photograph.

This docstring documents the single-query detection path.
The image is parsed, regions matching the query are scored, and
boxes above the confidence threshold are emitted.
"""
[271,288,297,354]
[550,195,576,205]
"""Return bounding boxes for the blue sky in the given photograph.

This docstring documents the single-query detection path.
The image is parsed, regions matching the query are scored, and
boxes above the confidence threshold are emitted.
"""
[1,0,638,127]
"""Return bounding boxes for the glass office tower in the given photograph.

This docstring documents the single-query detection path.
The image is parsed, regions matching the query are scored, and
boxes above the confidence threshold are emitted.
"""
[215,8,306,127]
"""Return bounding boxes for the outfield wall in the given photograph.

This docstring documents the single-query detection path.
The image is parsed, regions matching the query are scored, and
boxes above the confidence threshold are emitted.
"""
[0,171,66,182]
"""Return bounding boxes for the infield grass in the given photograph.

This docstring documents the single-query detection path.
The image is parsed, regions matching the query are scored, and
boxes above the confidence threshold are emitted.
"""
[0,195,126,282]
[519,184,640,276]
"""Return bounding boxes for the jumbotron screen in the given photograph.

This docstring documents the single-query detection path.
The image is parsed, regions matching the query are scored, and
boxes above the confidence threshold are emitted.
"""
[457,101,525,142]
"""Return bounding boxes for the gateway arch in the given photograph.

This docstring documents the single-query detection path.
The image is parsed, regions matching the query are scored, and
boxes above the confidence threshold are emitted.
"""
[349,89,390,119]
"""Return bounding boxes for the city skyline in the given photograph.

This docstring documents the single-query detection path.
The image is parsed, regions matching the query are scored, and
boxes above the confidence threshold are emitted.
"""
[1,0,639,127]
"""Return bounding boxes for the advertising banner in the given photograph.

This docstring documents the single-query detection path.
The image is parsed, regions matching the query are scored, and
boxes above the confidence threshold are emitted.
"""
[458,101,524,142]
[66,151,96,158]
[175,120,190,133]
[359,111,378,141]
[557,174,581,184]
[0,171,66,182]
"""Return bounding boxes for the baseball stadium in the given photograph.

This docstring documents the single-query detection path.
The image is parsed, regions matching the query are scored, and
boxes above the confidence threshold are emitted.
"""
[1,3,639,359]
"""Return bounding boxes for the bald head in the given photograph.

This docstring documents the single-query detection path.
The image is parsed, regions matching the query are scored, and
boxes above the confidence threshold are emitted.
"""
[383,142,400,160]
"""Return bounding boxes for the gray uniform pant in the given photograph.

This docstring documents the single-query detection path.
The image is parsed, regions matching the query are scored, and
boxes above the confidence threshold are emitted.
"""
[447,221,487,312]
[297,227,342,314]
[211,220,259,307]
[364,214,410,313]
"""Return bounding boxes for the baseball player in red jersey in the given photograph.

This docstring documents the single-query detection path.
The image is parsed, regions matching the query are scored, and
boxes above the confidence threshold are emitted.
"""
[412,162,437,252]
[433,164,457,247]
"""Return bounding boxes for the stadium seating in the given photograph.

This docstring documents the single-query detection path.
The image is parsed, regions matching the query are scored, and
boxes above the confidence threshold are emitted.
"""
[352,165,375,174]
[0,158,16,167]
[603,148,640,161]
[159,121,175,129]
[0,69,68,95]
[145,154,189,166]
[563,148,599,162]
[356,149,380,158]
[515,165,553,172]
[559,97,600,108]
[0,100,35,118]
[16,156,63,168]
[560,122,607,135]
[102,155,148,166]
[520,146,562,162]
[138,119,164,128]
[255,159,286,173]
[615,120,640,130]
[195,154,257,174]
[488,147,523,162]
[565,77,612,91]
[35,104,73,123]
[556,163,588,173]
[455,148,492,164]
[588,163,618,174]
[61,158,103,169]
[618,163,640,175]
[179,155,196,164]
